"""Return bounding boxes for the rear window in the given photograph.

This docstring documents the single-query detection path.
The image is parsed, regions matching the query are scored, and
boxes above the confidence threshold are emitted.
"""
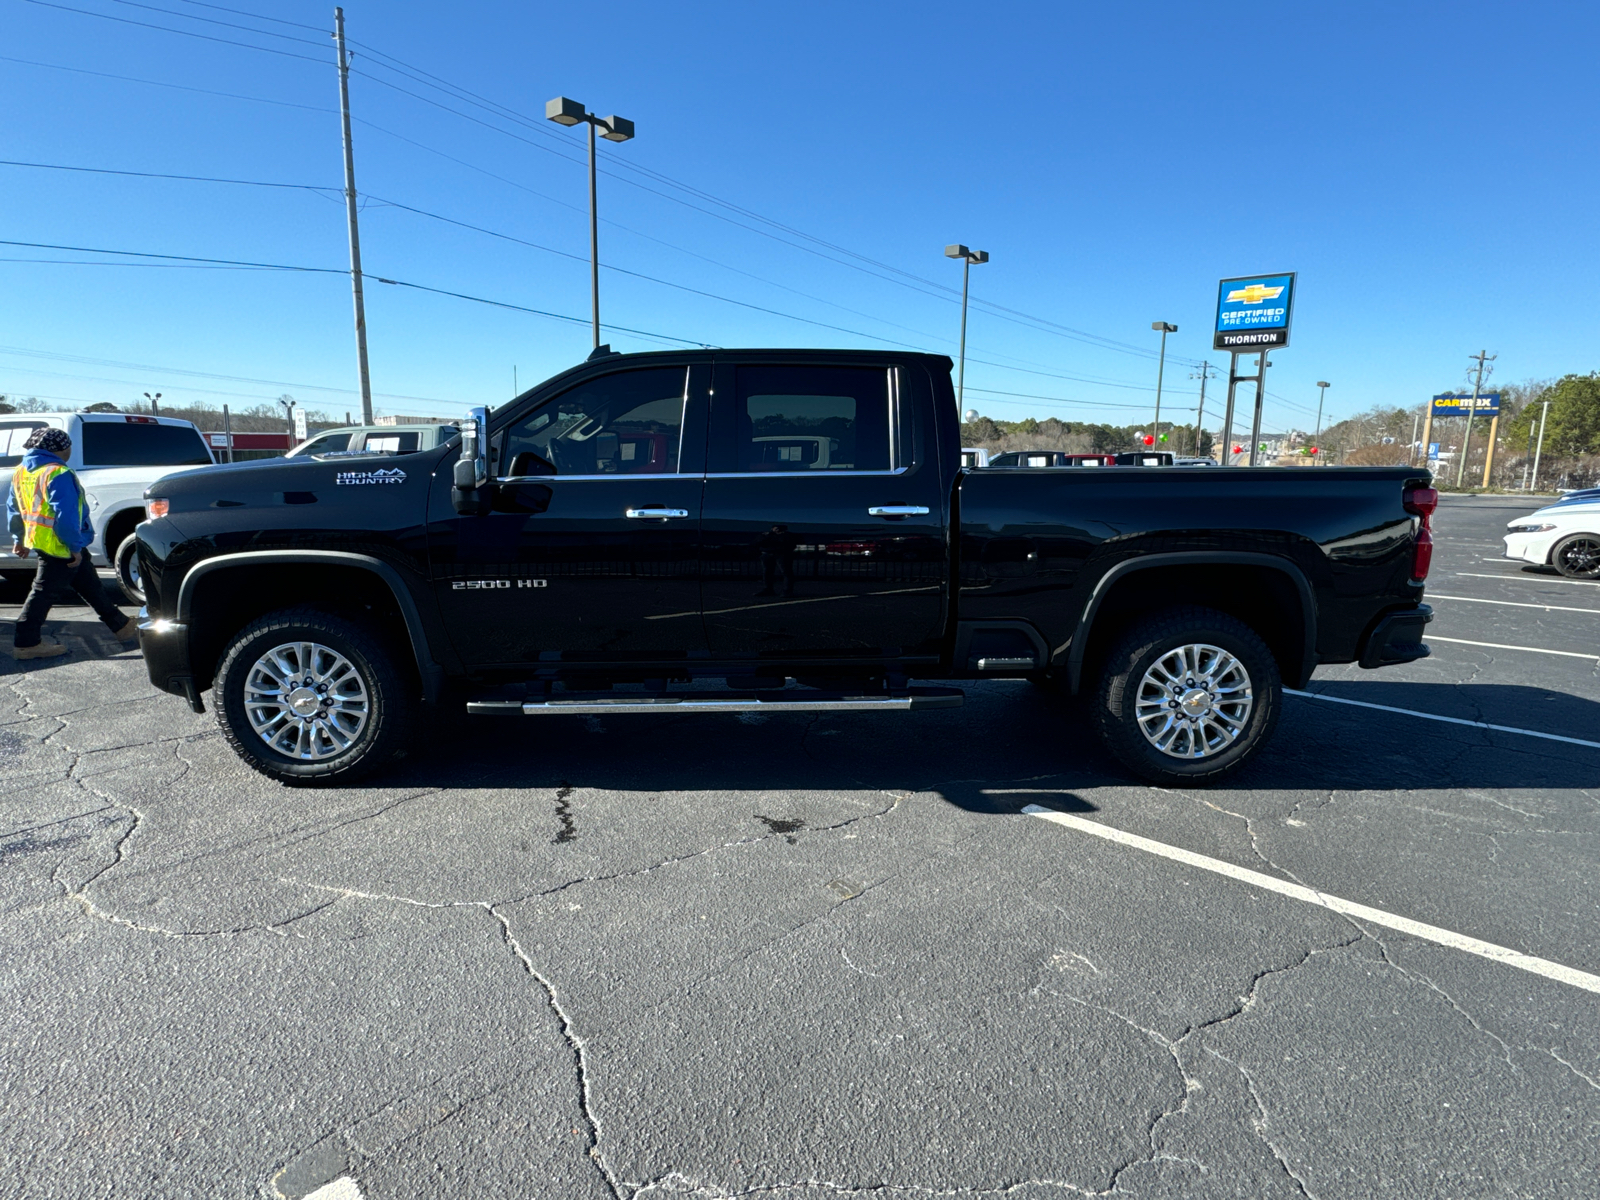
[80,421,213,467]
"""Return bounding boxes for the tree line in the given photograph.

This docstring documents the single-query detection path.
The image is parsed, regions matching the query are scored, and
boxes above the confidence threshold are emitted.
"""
[960,415,1214,457]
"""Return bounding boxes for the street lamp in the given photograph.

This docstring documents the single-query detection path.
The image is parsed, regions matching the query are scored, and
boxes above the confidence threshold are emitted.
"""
[143,391,161,416]
[1151,322,1176,448]
[1314,381,1330,466]
[944,244,988,409]
[546,96,636,351]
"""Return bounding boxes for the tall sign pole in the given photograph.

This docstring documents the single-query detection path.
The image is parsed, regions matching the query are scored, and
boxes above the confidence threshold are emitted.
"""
[1220,353,1240,465]
[1214,273,1295,466]
[1419,398,1434,473]
[333,8,373,425]
[1530,399,1549,491]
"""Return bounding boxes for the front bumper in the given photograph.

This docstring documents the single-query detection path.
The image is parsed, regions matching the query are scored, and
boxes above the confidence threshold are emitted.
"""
[137,609,202,712]
[1502,531,1555,566]
[1358,604,1433,669]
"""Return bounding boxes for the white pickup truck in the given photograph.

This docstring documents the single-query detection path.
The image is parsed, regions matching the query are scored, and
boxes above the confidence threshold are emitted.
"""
[0,412,214,603]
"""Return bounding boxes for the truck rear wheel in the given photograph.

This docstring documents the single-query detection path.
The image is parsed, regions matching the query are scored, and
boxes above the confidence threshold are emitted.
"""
[214,606,414,785]
[1092,606,1280,787]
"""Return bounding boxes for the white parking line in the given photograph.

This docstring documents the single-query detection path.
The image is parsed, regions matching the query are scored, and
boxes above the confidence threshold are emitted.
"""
[304,1180,363,1200]
[1426,593,1600,615]
[1456,571,1598,588]
[1284,688,1600,750]
[1020,805,1600,995]
[1429,635,1600,662]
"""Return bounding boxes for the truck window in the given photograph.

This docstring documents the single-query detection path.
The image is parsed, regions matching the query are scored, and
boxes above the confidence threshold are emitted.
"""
[733,365,890,472]
[79,421,213,467]
[293,432,353,457]
[498,366,687,477]
[0,422,48,468]
[364,431,421,454]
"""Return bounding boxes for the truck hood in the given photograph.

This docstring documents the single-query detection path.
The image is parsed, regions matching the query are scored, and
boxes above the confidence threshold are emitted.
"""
[78,464,215,493]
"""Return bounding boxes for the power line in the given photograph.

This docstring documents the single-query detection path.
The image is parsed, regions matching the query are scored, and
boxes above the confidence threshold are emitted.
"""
[962,386,1199,415]
[0,53,337,113]
[0,158,338,192]
[18,0,329,64]
[100,0,328,48]
[0,241,710,347]
[167,0,324,32]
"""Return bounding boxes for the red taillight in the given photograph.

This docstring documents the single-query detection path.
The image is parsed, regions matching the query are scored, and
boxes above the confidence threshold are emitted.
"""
[1403,486,1438,580]
[1411,526,1434,580]
[1403,486,1438,518]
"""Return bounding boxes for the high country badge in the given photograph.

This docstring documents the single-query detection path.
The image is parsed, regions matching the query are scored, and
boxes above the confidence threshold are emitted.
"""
[335,467,407,486]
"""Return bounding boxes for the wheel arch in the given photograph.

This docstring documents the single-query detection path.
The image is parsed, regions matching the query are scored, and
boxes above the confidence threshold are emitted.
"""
[177,551,444,701]
[1065,552,1317,694]
[99,504,145,563]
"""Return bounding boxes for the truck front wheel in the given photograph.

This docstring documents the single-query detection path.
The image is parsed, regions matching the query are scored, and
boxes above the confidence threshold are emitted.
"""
[214,606,415,785]
[1093,606,1281,787]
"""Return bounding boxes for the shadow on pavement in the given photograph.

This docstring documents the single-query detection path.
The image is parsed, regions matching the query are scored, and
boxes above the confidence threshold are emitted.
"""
[1299,679,1600,746]
[359,676,1600,806]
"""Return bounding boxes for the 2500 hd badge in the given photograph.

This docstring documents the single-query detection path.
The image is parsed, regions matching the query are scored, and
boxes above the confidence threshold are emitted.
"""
[451,579,549,589]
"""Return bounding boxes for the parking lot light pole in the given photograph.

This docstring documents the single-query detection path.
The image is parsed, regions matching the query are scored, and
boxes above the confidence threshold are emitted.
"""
[1150,322,1177,446]
[546,97,636,349]
[944,245,988,409]
[1314,381,1329,465]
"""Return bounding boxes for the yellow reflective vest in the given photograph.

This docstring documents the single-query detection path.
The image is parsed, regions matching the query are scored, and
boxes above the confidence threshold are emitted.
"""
[12,461,81,559]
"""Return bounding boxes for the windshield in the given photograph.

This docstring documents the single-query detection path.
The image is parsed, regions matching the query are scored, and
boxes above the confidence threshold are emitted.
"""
[79,421,213,468]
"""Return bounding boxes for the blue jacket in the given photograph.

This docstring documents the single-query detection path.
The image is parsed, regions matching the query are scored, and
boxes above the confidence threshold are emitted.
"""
[7,450,95,557]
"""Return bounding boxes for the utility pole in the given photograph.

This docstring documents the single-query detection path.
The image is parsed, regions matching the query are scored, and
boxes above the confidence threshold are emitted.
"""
[1529,399,1550,491]
[1409,412,1419,467]
[1456,349,1495,488]
[333,7,373,425]
[1189,362,1216,456]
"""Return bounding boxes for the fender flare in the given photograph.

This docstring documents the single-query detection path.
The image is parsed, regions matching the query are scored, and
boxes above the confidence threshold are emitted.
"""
[1064,551,1318,692]
[176,549,444,701]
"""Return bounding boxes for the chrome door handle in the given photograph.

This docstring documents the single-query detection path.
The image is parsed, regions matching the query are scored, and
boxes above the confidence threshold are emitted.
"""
[625,507,691,519]
[868,505,930,517]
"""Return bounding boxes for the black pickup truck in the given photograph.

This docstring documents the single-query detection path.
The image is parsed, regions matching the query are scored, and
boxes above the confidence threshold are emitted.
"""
[136,349,1434,786]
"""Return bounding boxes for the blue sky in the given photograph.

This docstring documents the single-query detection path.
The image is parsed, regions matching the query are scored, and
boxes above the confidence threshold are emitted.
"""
[2,0,1595,435]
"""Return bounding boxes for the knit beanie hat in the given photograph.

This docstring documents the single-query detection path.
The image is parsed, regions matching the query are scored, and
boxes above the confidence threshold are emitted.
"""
[24,428,72,457]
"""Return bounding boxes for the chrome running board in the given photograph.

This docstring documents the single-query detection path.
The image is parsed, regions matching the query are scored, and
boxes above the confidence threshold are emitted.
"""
[466,687,964,717]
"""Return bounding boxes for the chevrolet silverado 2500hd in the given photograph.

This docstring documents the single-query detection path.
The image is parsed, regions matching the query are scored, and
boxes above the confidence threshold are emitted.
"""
[136,349,1434,786]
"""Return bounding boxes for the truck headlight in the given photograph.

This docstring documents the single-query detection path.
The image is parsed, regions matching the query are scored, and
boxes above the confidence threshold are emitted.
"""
[1507,523,1555,533]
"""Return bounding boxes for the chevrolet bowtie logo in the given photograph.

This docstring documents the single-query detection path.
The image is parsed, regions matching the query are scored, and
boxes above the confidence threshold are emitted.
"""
[1226,284,1285,305]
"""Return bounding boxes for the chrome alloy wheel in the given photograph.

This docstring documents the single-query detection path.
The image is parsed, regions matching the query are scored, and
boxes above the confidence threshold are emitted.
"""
[1133,642,1253,760]
[243,641,370,760]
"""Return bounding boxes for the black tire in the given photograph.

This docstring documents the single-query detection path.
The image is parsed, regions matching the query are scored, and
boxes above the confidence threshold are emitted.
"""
[114,535,145,606]
[214,606,415,785]
[1092,606,1281,787]
[1552,534,1600,579]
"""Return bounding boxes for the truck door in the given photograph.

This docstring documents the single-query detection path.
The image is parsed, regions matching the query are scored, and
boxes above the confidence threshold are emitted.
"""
[699,360,947,667]
[430,362,709,667]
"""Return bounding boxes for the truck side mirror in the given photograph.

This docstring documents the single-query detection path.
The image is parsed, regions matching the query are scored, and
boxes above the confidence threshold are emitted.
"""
[451,406,492,515]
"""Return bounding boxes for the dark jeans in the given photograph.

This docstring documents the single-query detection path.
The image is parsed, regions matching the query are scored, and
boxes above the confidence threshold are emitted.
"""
[14,552,127,647]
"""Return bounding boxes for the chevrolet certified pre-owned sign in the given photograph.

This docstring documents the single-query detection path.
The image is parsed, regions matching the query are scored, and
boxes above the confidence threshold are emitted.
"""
[1214,273,1296,350]
[1431,393,1501,417]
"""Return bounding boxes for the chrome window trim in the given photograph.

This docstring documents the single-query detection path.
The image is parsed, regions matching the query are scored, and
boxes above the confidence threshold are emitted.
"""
[493,472,692,484]
[888,366,901,470]
[704,466,910,480]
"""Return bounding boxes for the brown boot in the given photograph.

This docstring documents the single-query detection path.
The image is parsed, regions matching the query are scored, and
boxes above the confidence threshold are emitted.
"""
[14,640,67,660]
[115,619,139,642]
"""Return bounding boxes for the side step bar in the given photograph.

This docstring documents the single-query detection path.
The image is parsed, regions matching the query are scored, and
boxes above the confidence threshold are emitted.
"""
[467,686,965,717]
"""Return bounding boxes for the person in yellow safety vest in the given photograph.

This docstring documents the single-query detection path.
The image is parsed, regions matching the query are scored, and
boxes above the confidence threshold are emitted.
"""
[7,427,138,660]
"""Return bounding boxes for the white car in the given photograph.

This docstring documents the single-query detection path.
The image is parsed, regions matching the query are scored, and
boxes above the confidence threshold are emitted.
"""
[1503,500,1600,578]
[0,412,215,602]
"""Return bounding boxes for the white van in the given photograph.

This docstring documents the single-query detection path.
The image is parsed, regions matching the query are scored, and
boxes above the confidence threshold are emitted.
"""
[0,412,214,603]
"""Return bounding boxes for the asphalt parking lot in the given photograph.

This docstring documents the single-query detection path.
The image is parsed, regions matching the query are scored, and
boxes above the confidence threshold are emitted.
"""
[2,492,1596,1200]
